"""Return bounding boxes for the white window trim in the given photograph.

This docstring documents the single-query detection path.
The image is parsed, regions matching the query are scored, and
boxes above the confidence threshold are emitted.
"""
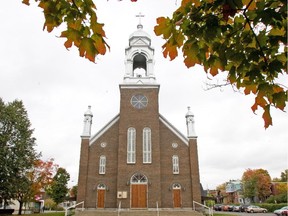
[172,155,179,174]
[143,127,152,164]
[127,127,136,164]
[99,155,106,174]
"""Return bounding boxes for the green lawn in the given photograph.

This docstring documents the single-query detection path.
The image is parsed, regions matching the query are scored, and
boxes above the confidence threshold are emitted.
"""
[29,212,65,216]
[214,214,240,216]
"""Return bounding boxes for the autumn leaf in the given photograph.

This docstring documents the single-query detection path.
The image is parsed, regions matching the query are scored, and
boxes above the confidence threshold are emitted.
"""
[79,38,97,62]
[262,105,272,128]
[272,92,286,110]
[22,0,30,5]
[244,84,258,95]
[162,42,178,60]
[92,34,108,55]
[154,17,172,39]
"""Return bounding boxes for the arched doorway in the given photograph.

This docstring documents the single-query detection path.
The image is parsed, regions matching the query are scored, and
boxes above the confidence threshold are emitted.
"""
[172,183,182,208]
[130,173,148,208]
[97,184,106,208]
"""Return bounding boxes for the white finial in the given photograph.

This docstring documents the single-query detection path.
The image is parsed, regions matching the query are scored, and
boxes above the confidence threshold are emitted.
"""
[136,12,144,29]
[82,105,93,137]
[186,106,197,138]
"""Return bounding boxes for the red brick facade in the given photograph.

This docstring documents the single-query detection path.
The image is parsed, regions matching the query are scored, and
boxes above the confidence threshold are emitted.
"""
[76,24,201,209]
[76,84,201,208]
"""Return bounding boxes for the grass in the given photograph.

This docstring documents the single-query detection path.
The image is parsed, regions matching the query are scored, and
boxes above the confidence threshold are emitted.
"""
[27,212,65,216]
[214,214,240,216]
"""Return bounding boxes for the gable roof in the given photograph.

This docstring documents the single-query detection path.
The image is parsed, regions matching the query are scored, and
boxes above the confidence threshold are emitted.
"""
[89,114,120,145]
[159,114,189,145]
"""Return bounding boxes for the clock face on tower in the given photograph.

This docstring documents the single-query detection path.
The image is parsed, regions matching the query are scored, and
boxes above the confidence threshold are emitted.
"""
[130,94,148,109]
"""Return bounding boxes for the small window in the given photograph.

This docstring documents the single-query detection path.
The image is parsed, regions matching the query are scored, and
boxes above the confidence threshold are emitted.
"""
[127,127,136,163]
[172,155,179,174]
[143,127,152,163]
[99,155,106,174]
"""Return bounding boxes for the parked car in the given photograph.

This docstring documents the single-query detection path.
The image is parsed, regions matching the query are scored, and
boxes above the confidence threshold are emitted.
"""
[239,204,250,212]
[233,205,241,212]
[281,210,288,216]
[213,204,223,211]
[222,205,230,211]
[246,205,268,213]
[228,205,235,211]
[274,207,288,216]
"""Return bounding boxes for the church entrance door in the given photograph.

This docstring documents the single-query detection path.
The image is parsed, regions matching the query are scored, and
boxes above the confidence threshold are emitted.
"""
[172,183,182,208]
[97,184,106,208]
[130,173,148,208]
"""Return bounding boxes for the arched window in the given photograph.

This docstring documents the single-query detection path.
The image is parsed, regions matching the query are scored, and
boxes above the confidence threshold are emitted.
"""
[99,156,106,174]
[131,173,148,184]
[172,183,181,189]
[143,127,152,163]
[133,54,147,75]
[127,127,136,163]
[172,155,179,174]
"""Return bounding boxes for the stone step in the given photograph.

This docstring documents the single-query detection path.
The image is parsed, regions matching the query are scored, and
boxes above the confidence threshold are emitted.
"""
[75,209,203,216]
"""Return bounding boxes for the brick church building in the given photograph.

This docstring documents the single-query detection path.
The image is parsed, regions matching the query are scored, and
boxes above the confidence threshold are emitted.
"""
[77,22,201,209]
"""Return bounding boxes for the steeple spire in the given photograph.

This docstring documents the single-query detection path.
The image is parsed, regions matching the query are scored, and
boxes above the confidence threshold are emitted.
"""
[82,105,93,137]
[136,12,144,29]
[185,106,197,138]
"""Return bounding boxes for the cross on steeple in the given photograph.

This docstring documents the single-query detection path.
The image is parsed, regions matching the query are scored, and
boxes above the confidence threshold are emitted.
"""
[136,12,144,29]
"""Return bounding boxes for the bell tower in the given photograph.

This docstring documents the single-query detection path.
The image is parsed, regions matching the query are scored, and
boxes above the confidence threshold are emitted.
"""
[117,16,161,208]
[123,13,155,84]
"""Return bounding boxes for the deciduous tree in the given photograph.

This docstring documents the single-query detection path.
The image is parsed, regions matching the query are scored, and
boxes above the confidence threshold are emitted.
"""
[0,98,39,214]
[27,158,58,203]
[242,168,271,202]
[47,167,70,205]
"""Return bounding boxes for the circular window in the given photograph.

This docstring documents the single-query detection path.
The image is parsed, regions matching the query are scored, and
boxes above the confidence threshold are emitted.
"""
[172,143,178,148]
[100,142,107,148]
[130,94,148,109]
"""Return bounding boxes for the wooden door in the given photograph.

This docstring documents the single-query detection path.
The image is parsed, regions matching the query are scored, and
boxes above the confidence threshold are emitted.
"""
[131,184,147,208]
[173,189,181,208]
[97,189,105,208]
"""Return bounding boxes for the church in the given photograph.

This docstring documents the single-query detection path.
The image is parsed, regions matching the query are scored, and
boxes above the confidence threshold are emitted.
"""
[76,21,202,209]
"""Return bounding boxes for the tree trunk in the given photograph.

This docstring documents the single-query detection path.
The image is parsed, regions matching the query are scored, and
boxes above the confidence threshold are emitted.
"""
[18,201,23,215]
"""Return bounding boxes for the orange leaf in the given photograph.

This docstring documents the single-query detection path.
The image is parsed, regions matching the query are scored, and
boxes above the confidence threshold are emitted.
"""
[251,101,258,113]
[92,34,107,55]
[22,0,30,5]
[162,42,178,60]
[64,39,73,49]
[262,106,272,129]
[79,38,97,62]
[181,0,192,6]
[255,95,267,108]
[154,17,172,39]
[244,84,258,95]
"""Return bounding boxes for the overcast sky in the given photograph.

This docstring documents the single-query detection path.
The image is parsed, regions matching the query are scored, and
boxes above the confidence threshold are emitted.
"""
[1,1,287,189]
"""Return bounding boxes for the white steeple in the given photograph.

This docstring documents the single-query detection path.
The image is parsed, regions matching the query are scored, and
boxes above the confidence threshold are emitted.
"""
[123,13,156,85]
[82,105,93,137]
[185,107,197,138]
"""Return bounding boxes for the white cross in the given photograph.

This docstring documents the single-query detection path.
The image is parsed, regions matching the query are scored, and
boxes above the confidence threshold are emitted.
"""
[136,12,145,24]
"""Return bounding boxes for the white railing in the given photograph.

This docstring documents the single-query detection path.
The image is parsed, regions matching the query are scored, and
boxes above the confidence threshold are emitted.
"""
[156,201,159,216]
[65,201,84,216]
[193,200,213,216]
[117,201,121,216]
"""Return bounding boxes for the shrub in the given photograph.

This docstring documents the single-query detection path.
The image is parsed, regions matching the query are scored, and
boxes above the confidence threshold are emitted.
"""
[265,194,287,204]
[258,203,288,212]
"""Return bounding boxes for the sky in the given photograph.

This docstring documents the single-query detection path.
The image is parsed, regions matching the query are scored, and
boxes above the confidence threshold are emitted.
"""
[1,1,287,190]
